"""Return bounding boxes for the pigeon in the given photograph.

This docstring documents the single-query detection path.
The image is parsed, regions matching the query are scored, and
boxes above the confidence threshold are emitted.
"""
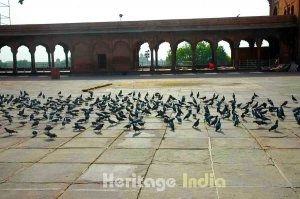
[215,119,221,132]
[31,120,39,128]
[292,95,298,103]
[18,0,24,5]
[192,119,200,129]
[281,101,288,107]
[133,124,141,133]
[73,123,86,131]
[44,132,57,138]
[4,127,18,135]
[94,123,104,131]
[32,130,38,137]
[124,123,132,130]
[44,125,53,132]
[269,120,279,132]
[108,118,118,125]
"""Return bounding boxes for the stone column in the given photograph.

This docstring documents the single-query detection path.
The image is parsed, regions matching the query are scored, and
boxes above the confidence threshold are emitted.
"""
[171,45,177,71]
[191,44,196,71]
[256,39,262,70]
[211,42,218,71]
[234,43,240,70]
[64,49,69,68]
[47,50,51,68]
[155,48,158,68]
[30,49,36,74]
[150,48,154,72]
[51,51,55,68]
[12,50,17,74]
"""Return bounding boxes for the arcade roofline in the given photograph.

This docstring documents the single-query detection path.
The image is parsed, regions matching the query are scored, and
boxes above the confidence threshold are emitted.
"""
[0,15,297,36]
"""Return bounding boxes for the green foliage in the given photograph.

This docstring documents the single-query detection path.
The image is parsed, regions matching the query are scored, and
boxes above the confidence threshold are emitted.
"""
[166,42,231,66]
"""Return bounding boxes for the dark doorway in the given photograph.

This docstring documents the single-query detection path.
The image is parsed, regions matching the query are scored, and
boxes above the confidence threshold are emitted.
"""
[97,54,107,69]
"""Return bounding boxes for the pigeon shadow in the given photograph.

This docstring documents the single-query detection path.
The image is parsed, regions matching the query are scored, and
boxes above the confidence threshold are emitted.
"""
[94,131,103,136]
[193,127,202,132]
[217,130,225,135]
[44,138,56,142]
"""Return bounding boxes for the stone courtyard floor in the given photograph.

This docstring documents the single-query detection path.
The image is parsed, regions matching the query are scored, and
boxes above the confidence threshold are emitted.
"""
[0,72,299,199]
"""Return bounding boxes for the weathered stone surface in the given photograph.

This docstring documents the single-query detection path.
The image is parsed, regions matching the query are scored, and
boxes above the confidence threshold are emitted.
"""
[0,183,69,199]
[160,138,208,149]
[0,163,31,183]
[153,149,210,164]
[211,138,261,149]
[267,149,300,164]
[14,138,71,149]
[218,187,299,199]
[77,164,148,183]
[212,149,272,165]
[139,187,218,199]
[39,148,104,163]
[122,130,165,138]
[111,138,162,149]
[95,149,155,164]
[213,164,289,187]
[78,129,123,138]
[277,164,300,187]
[61,138,114,148]
[257,138,300,149]
[9,163,88,183]
[0,149,53,163]
[60,184,139,199]
[145,163,212,186]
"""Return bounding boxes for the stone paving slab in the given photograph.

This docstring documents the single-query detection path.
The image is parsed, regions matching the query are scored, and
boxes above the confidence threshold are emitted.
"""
[257,138,300,149]
[218,187,299,199]
[122,129,165,138]
[207,128,251,138]
[160,138,208,149]
[9,163,89,183]
[39,148,105,163]
[0,163,32,183]
[212,149,272,165]
[153,149,210,164]
[59,184,139,199]
[210,138,261,149]
[77,164,148,183]
[213,164,289,187]
[267,149,300,164]
[145,163,213,186]
[277,164,300,187]
[96,148,155,165]
[139,187,218,199]
[77,129,123,138]
[60,138,114,148]
[0,148,53,163]
[111,138,162,149]
[0,183,69,199]
[13,138,71,149]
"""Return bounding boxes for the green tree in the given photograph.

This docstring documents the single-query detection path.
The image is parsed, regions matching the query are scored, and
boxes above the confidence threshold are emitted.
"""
[166,42,231,66]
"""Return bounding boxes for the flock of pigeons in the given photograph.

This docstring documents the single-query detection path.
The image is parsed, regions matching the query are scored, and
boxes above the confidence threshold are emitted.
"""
[0,89,299,139]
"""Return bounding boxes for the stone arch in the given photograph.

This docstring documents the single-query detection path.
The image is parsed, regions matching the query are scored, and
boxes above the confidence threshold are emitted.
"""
[157,41,172,69]
[16,45,32,72]
[217,40,232,66]
[35,44,50,70]
[176,40,192,69]
[0,45,13,72]
[195,40,213,67]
